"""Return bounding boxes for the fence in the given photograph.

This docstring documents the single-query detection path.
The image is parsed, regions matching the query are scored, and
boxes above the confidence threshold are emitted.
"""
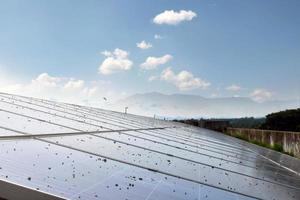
[226,128,300,158]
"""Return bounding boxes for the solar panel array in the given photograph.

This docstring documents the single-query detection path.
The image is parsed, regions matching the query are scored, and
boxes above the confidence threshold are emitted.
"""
[0,92,299,200]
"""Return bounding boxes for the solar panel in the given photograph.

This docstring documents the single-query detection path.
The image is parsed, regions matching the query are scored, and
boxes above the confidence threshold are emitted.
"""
[0,92,299,200]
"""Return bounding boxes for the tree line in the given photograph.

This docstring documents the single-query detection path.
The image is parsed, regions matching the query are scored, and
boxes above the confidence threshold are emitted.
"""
[174,108,300,132]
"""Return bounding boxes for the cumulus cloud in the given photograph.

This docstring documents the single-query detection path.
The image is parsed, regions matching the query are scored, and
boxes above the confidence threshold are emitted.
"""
[64,79,85,91]
[29,74,95,98]
[226,84,241,91]
[101,50,112,57]
[32,73,61,87]
[148,76,158,82]
[140,54,172,70]
[83,86,98,97]
[154,34,163,39]
[250,88,273,102]
[99,48,133,75]
[160,67,210,91]
[0,72,130,108]
[136,40,152,49]
[153,10,197,25]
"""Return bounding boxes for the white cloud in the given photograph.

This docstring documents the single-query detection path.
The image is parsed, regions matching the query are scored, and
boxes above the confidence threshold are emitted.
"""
[250,88,273,102]
[136,40,152,49]
[101,50,112,57]
[226,84,241,91]
[83,86,98,97]
[148,76,158,82]
[160,67,210,91]
[154,34,163,39]
[64,79,85,91]
[99,48,133,75]
[0,72,128,108]
[153,10,197,25]
[32,73,61,87]
[140,54,172,70]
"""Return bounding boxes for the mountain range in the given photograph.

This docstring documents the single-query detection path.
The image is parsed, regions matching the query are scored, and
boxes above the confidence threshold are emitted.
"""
[109,92,299,119]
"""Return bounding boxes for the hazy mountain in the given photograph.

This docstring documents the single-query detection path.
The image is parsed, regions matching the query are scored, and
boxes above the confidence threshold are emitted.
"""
[110,92,299,118]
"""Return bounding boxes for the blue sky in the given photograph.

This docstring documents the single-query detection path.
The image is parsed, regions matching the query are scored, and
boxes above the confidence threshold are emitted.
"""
[0,0,299,104]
